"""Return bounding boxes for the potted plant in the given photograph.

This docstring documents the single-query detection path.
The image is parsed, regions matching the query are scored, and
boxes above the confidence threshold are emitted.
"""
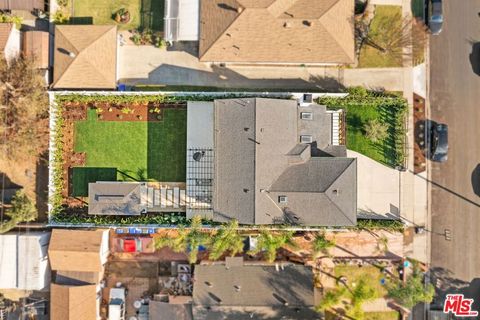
[114,8,130,24]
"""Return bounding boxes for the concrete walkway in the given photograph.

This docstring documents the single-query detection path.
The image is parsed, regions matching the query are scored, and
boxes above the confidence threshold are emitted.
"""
[347,150,400,219]
[118,45,406,91]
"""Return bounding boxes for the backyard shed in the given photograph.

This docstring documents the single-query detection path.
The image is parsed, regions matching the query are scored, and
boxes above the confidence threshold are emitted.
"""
[23,30,49,69]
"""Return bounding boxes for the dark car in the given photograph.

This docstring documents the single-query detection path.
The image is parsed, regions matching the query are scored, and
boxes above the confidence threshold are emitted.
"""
[429,0,443,35]
[425,121,448,162]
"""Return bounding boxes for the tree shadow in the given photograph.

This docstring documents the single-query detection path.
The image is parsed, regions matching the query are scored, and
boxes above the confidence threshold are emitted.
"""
[468,41,480,76]
[471,164,480,197]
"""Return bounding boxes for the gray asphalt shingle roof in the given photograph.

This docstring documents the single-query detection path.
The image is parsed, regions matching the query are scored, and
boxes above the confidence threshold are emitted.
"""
[213,98,357,226]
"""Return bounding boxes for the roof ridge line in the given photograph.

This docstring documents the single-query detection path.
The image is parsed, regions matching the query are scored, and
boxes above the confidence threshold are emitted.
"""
[199,5,245,59]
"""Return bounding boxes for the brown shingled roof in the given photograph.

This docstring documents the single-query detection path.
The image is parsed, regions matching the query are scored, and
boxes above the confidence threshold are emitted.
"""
[53,25,117,89]
[199,0,354,64]
[48,229,106,273]
[50,283,97,320]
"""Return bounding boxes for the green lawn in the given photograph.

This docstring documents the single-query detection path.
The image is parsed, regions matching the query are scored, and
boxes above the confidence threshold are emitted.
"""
[73,0,164,31]
[345,104,397,166]
[335,265,389,297]
[319,91,407,167]
[74,108,186,183]
[71,167,117,197]
[358,6,403,68]
[365,311,401,320]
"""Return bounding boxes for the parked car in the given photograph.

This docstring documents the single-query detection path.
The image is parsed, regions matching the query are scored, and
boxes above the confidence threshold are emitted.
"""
[429,0,444,35]
[425,121,448,162]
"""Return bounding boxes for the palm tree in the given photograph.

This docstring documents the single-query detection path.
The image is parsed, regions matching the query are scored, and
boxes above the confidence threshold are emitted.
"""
[153,215,209,264]
[312,232,336,257]
[209,220,245,260]
[248,229,297,263]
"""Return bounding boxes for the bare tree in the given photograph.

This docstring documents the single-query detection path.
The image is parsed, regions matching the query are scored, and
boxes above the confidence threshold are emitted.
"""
[0,57,49,161]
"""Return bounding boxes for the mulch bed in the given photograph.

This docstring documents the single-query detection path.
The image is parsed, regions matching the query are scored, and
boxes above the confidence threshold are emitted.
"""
[94,102,186,122]
[413,94,426,174]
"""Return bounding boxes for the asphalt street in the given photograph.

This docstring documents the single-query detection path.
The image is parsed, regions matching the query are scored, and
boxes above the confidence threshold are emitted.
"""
[429,0,480,305]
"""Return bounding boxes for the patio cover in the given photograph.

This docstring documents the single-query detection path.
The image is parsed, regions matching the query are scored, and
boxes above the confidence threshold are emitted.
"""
[164,0,199,41]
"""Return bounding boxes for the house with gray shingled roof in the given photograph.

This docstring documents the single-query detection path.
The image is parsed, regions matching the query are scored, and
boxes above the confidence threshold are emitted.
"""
[186,98,357,226]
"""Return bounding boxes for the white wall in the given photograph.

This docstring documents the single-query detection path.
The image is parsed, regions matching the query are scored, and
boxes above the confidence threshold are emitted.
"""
[0,234,18,289]
[17,232,51,290]
[4,27,20,63]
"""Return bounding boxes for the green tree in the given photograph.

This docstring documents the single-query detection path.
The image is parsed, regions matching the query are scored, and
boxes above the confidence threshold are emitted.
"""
[248,230,297,263]
[209,220,244,260]
[387,266,435,308]
[364,119,389,143]
[0,190,37,234]
[312,232,336,257]
[153,215,209,264]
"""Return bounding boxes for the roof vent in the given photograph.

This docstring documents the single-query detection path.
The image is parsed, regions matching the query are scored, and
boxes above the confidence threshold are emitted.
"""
[205,281,213,287]
[278,195,288,204]
[234,285,241,292]
[237,7,243,13]
[244,127,249,132]
[243,188,249,193]
[333,189,340,196]
[300,135,313,143]
[283,22,291,28]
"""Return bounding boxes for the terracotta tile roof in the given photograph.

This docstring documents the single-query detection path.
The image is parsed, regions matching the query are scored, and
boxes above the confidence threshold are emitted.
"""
[23,30,49,68]
[53,25,117,89]
[0,24,13,52]
[50,283,97,320]
[199,0,354,64]
[48,229,106,273]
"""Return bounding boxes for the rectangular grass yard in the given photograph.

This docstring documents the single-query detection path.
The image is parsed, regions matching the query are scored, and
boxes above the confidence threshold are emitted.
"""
[74,108,186,183]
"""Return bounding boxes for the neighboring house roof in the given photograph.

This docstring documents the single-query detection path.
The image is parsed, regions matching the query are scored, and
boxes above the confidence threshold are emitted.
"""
[48,229,107,273]
[50,283,97,320]
[0,232,50,290]
[23,30,49,68]
[53,25,117,89]
[149,301,193,320]
[199,0,354,64]
[193,258,319,319]
[88,182,148,215]
[0,23,13,52]
[0,0,44,10]
[213,98,357,226]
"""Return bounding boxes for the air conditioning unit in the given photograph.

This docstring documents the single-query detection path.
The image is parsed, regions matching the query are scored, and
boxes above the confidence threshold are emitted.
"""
[278,196,288,204]
[300,112,313,120]
[300,135,313,143]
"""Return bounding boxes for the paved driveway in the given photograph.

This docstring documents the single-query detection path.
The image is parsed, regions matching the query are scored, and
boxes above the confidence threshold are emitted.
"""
[347,150,400,218]
[118,44,405,91]
[429,0,480,301]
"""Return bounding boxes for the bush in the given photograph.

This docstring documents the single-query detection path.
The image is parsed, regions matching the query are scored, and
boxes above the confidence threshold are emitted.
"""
[355,219,405,232]
[52,10,70,24]
[364,118,388,143]
[0,14,23,29]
